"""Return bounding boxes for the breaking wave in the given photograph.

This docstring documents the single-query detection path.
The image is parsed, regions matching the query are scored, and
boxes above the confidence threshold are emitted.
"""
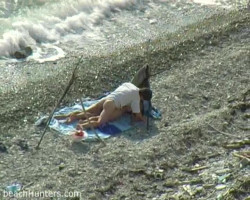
[0,0,139,62]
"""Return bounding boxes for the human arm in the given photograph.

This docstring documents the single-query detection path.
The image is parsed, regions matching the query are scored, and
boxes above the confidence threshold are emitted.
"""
[130,98,146,123]
[131,112,146,124]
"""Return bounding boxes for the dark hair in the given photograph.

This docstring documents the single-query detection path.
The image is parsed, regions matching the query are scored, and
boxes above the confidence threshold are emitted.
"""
[139,88,152,101]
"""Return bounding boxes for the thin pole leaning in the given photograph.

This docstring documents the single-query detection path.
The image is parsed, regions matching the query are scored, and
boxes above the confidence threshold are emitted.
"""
[146,39,151,131]
[36,56,83,149]
[79,98,105,145]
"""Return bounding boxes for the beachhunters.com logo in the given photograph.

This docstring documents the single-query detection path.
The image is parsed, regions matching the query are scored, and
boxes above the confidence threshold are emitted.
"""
[3,190,81,199]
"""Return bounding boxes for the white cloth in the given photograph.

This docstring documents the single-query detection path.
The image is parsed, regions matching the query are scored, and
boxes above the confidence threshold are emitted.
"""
[106,82,140,113]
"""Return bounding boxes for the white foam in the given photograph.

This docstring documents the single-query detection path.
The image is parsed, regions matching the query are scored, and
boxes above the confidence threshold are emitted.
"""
[0,0,138,61]
[0,30,36,57]
[192,0,233,8]
[28,43,66,63]
[193,0,219,5]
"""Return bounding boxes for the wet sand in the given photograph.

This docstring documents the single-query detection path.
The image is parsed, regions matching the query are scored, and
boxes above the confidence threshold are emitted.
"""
[0,9,249,200]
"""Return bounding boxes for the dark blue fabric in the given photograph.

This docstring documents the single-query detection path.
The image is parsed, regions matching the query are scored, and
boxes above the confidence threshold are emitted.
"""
[97,124,122,135]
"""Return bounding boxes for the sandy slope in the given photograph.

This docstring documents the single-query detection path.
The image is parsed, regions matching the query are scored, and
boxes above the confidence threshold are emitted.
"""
[0,10,249,200]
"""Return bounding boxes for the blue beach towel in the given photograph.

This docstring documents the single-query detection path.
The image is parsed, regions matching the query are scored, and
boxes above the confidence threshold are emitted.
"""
[36,98,161,140]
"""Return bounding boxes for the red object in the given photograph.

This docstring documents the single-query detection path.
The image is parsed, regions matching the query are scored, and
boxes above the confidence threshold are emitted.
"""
[71,130,88,141]
[75,130,84,137]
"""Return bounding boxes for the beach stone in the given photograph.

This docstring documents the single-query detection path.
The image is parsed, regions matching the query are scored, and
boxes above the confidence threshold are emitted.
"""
[0,142,7,153]
[59,163,65,171]
[149,19,157,24]
[215,168,231,175]
[215,184,227,190]
[212,102,221,109]
[13,46,33,59]
[240,157,250,167]
[16,139,29,151]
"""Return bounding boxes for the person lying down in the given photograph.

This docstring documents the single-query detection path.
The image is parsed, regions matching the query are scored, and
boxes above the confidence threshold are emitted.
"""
[54,82,152,130]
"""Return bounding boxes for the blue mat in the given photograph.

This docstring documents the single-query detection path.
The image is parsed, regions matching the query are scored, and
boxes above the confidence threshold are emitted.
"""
[36,98,161,140]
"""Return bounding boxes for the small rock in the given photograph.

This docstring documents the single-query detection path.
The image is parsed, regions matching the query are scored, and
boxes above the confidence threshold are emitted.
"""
[212,102,221,109]
[215,168,231,175]
[14,51,27,59]
[149,19,157,24]
[45,182,55,190]
[243,113,250,119]
[215,184,227,190]
[174,96,180,101]
[183,184,194,196]
[217,193,223,200]
[240,157,250,167]
[16,139,29,151]
[164,122,169,127]
[217,173,231,183]
[195,186,203,192]
[59,163,65,171]
[0,142,7,153]
[164,179,179,187]
[203,184,215,189]
[13,46,33,59]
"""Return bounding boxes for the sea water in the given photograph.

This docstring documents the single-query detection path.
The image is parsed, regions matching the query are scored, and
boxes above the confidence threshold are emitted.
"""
[0,0,246,63]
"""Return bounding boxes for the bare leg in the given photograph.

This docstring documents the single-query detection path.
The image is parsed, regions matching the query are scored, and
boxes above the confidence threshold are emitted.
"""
[68,99,105,123]
[54,111,82,120]
[104,107,127,122]
[78,116,99,125]
[77,116,99,129]
[77,119,100,130]
[84,99,105,115]
[79,100,126,129]
[55,99,106,123]
[65,111,94,124]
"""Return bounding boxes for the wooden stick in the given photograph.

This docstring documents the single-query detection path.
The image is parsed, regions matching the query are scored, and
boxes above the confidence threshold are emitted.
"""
[233,152,250,160]
[182,165,209,172]
[207,124,241,139]
[21,182,34,191]
[146,39,150,131]
[150,69,170,77]
[36,56,83,149]
[147,101,151,131]
[79,98,106,145]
